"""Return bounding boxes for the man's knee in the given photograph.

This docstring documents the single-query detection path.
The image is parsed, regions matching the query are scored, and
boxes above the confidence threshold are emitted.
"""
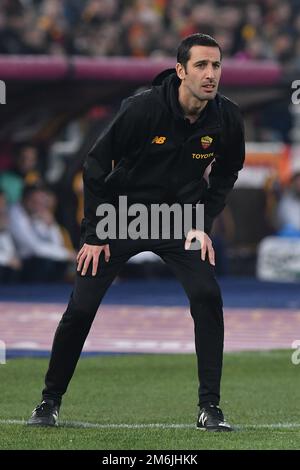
[188,281,222,306]
[61,294,99,325]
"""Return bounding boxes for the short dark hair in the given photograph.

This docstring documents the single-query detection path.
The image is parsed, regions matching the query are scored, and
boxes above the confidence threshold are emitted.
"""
[177,33,222,70]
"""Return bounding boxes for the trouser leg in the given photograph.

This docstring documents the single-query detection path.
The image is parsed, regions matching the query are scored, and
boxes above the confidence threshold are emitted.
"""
[42,241,135,403]
[155,239,224,407]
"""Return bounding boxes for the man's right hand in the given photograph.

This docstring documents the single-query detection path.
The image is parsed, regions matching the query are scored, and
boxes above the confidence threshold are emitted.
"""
[76,243,110,276]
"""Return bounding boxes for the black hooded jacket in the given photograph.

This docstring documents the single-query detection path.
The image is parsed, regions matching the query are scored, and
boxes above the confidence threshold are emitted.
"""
[82,71,245,245]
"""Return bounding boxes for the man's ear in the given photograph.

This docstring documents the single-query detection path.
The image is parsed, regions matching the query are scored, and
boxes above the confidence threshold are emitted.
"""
[176,62,185,80]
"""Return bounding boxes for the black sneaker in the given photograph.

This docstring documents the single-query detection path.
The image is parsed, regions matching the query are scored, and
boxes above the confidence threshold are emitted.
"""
[196,403,233,432]
[27,399,60,427]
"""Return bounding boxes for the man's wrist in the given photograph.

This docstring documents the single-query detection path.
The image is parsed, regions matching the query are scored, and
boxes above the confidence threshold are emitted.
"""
[84,234,110,246]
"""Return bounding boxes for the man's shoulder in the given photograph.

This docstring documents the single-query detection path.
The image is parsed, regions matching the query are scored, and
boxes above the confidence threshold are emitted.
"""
[122,88,156,111]
[218,93,242,115]
[217,93,244,130]
[116,89,159,124]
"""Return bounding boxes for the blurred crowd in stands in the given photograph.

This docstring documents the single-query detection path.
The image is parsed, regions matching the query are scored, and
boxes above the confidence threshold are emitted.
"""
[0,144,77,283]
[0,0,299,67]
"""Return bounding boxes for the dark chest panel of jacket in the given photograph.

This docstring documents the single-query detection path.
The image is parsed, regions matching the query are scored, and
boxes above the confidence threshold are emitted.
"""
[82,73,245,244]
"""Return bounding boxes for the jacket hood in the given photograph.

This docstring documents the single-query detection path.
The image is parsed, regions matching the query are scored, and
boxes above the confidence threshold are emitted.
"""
[151,68,222,129]
[151,68,176,86]
[152,70,183,120]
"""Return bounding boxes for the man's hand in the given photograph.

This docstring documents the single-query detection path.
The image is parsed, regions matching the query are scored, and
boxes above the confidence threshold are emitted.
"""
[76,243,110,276]
[184,229,215,266]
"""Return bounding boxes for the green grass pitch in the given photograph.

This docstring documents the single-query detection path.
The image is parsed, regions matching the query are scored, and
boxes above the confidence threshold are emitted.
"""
[0,350,299,450]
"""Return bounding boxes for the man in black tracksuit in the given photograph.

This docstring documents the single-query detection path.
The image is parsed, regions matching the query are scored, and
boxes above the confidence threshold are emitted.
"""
[28,34,245,431]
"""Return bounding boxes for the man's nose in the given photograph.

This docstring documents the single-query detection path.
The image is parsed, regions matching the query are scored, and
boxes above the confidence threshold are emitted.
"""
[205,66,215,79]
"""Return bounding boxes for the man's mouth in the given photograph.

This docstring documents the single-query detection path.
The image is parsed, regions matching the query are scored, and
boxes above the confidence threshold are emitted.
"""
[202,84,215,90]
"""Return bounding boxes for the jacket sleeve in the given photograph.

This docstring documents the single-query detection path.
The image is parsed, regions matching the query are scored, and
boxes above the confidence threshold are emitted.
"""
[203,104,245,234]
[82,97,137,245]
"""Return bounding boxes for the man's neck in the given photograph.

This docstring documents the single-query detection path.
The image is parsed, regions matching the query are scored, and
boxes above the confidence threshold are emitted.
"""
[178,84,208,124]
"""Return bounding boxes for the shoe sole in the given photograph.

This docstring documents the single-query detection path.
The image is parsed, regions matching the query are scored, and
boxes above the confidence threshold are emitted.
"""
[196,426,233,432]
[27,423,58,427]
[27,420,58,427]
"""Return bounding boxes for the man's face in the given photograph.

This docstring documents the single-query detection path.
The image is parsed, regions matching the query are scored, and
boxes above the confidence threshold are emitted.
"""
[177,45,222,101]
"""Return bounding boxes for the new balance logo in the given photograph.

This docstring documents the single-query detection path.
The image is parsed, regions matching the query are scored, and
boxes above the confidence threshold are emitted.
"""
[152,136,166,144]
[198,412,207,427]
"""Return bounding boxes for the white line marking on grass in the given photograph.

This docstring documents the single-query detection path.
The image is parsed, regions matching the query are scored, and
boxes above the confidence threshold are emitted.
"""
[1,419,300,430]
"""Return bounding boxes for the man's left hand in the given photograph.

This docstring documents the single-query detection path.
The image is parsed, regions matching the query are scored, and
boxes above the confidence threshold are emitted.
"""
[184,229,215,266]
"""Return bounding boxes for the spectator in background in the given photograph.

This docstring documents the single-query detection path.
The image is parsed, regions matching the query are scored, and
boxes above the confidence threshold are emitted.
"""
[276,172,300,237]
[0,0,299,65]
[9,184,76,282]
[0,144,42,204]
[0,190,22,283]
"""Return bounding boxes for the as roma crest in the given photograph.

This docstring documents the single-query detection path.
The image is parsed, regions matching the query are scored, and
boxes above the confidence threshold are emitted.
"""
[201,136,213,149]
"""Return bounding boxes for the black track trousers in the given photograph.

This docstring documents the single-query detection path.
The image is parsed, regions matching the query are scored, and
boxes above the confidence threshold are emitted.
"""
[42,237,224,408]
